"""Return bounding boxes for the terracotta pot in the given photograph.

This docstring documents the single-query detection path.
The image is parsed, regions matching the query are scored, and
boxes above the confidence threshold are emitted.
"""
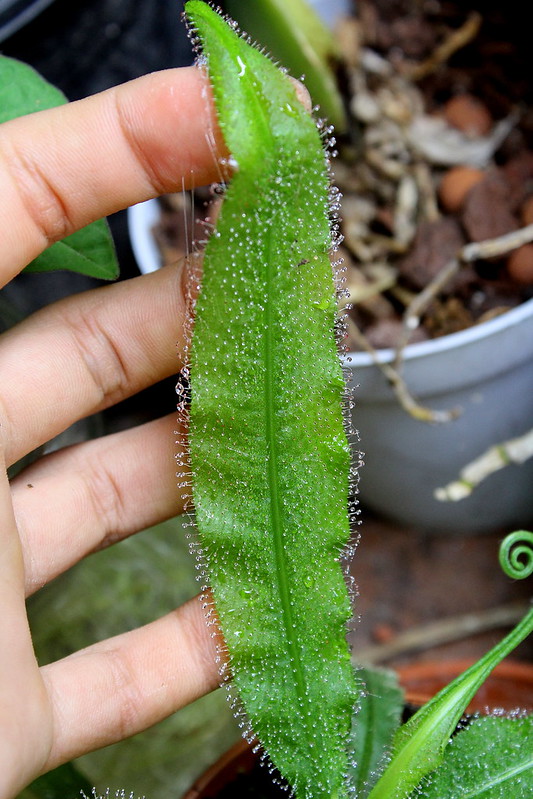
[182,658,533,798]
[182,739,261,799]
[397,657,533,713]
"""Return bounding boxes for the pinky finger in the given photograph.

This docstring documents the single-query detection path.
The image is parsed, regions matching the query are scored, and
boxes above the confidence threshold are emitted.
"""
[39,594,220,773]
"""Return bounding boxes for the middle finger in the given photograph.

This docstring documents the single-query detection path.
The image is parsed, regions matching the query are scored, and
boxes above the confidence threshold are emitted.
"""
[0,262,191,467]
[12,412,189,596]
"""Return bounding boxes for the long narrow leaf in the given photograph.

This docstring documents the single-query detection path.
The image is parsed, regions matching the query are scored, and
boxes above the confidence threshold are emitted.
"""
[184,3,358,798]
[368,605,533,799]
[348,667,404,798]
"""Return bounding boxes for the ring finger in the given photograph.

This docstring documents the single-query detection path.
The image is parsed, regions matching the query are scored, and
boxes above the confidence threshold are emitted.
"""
[11,411,190,596]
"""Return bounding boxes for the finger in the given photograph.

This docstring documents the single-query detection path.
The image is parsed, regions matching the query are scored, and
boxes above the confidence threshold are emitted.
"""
[11,414,189,596]
[0,261,195,467]
[0,447,53,795]
[40,595,220,772]
[0,66,227,283]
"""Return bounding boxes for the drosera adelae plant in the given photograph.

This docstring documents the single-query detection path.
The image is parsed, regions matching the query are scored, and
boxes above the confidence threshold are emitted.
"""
[179,2,360,798]
[177,4,533,799]
[359,531,533,799]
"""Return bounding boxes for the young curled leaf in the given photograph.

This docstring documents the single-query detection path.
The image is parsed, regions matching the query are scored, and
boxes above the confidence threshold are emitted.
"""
[499,531,533,580]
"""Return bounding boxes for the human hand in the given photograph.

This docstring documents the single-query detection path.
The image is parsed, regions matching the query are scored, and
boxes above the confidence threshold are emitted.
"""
[0,66,227,799]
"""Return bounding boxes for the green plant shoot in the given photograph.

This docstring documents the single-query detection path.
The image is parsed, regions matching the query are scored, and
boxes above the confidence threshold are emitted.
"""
[184,2,358,798]
[367,530,533,799]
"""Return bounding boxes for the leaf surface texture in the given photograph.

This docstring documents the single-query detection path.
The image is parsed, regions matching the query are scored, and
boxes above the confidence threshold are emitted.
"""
[185,3,358,797]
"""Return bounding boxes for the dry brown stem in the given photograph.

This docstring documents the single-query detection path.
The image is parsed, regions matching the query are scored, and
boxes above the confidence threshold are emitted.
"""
[461,223,533,262]
[351,224,533,423]
[347,321,458,423]
[356,601,529,664]
[435,427,533,501]
[402,12,483,81]
[397,224,533,367]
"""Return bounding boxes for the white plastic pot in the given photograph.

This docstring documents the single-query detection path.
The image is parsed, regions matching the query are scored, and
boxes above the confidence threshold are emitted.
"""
[346,300,533,533]
[306,0,352,27]
[128,200,533,534]
[128,198,161,275]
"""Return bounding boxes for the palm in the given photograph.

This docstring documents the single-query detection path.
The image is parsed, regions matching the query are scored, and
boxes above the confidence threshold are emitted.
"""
[0,66,225,798]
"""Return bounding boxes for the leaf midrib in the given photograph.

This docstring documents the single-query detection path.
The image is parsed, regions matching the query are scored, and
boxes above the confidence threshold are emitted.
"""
[264,219,308,710]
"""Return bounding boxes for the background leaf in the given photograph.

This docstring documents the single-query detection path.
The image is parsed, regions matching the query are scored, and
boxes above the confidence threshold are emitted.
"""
[185,3,358,798]
[23,221,119,280]
[26,516,238,799]
[0,56,66,120]
[0,55,118,280]
[348,667,404,798]
[18,763,92,799]
[368,606,533,799]
[417,715,533,799]
[224,0,347,132]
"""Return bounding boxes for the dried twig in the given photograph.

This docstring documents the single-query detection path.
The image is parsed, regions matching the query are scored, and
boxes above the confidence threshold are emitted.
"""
[435,427,533,502]
[413,161,440,223]
[403,12,482,81]
[356,601,529,665]
[349,224,533,423]
[340,265,397,309]
[462,223,533,262]
[393,256,461,374]
[395,223,533,373]
[347,321,458,422]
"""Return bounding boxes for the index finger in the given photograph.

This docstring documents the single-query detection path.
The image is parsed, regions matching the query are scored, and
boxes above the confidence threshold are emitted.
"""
[0,66,227,285]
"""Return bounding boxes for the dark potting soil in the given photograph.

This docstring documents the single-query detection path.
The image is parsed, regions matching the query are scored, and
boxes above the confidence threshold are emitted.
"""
[151,1,533,355]
[198,706,457,799]
[203,758,287,799]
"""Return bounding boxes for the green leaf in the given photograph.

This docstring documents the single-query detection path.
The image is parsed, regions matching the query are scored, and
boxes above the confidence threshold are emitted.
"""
[24,220,119,280]
[224,0,347,132]
[417,715,533,799]
[0,55,119,280]
[0,56,67,121]
[184,3,358,798]
[348,667,404,798]
[368,606,533,799]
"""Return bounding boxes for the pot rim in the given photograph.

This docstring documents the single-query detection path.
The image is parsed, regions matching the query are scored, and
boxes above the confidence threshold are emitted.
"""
[344,296,533,367]
[183,738,255,799]
[397,657,533,712]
